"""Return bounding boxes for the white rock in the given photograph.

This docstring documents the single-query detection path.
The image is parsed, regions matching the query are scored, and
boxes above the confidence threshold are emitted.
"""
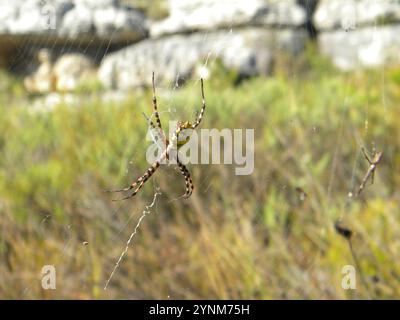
[0,0,147,40]
[11,0,52,34]
[99,28,307,89]
[24,49,96,93]
[151,0,306,38]
[9,0,74,34]
[74,0,119,9]
[0,2,20,33]
[314,0,400,31]
[53,53,95,91]
[60,6,93,36]
[93,7,147,38]
[318,24,400,70]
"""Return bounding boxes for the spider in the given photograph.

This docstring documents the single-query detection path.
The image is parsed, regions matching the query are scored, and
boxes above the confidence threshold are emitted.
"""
[107,73,206,201]
[356,147,383,197]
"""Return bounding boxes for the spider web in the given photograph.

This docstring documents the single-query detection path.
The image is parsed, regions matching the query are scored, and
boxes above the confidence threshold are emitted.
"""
[99,25,238,291]
[104,188,161,290]
[5,1,394,300]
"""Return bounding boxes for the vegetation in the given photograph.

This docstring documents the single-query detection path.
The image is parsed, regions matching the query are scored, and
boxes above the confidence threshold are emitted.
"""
[124,0,168,20]
[0,47,399,299]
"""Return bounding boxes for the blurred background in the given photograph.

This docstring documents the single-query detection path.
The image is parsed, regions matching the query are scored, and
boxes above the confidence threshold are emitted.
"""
[0,0,399,299]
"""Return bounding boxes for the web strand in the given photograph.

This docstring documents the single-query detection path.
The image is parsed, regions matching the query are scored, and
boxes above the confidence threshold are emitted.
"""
[104,190,161,290]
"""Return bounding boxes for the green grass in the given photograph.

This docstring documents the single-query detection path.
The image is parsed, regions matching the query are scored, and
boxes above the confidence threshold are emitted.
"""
[0,49,399,299]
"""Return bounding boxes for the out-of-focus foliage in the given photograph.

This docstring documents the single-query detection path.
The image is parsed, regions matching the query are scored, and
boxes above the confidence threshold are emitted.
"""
[123,0,168,20]
[0,44,399,299]
[0,70,25,103]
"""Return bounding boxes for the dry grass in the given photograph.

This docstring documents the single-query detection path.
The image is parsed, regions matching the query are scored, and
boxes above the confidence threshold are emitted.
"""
[0,50,399,299]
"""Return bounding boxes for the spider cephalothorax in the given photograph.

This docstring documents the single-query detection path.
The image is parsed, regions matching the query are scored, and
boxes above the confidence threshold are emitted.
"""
[107,73,206,200]
[175,121,194,147]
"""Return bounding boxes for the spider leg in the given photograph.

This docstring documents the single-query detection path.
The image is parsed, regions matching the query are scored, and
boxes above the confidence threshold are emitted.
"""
[152,72,163,132]
[192,78,206,130]
[150,72,168,147]
[113,179,146,201]
[105,183,138,193]
[142,112,156,131]
[361,147,372,165]
[143,111,166,150]
[176,157,194,199]
[110,161,161,200]
[371,169,375,185]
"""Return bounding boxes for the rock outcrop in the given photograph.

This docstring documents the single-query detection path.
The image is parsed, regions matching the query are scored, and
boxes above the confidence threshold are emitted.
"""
[24,49,96,93]
[0,0,147,69]
[151,0,306,37]
[2,0,399,92]
[318,25,400,70]
[314,0,400,70]
[314,0,400,31]
[99,28,307,89]
[99,0,309,89]
[0,0,147,40]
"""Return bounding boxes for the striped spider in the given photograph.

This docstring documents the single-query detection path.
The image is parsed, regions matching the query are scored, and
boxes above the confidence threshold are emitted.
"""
[107,73,206,201]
